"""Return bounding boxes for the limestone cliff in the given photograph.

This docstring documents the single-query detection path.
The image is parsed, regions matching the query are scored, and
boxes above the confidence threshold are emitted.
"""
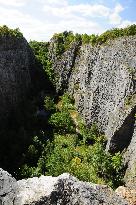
[0,34,48,126]
[0,33,51,174]
[49,35,136,187]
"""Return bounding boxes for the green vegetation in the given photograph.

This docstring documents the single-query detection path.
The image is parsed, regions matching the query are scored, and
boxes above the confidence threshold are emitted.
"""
[45,134,124,188]
[49,111,76,133]
[0,25,23,38]
[96,24,136,45]
[124,93,136,107]
[20,93,124,189]
[29,41,55,84]
[81,24,136,45]
[52,31,82,56]
[50,24,136,50]
[44,96,56,112]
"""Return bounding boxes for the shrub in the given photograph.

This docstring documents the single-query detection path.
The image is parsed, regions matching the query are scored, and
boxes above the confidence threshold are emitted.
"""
[61,93,75,111]
[29,41,55,84]
[44,133,124,188]
[0,25,23,38]
[49,110,76,133]
[44,96,56,112]
[46,134,78,176]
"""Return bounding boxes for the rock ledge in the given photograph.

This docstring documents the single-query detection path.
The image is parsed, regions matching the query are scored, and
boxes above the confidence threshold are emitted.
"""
[0,168,129,205]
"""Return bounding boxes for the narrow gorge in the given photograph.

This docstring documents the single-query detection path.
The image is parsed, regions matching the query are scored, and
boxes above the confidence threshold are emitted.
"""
[0,25,135,204]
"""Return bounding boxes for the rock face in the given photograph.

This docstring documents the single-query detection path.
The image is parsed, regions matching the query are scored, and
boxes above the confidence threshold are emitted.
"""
[0,35,46,125]
[0,168,16,205]
[50,36,136,187]
[115,186,136,205]
[0,34,52,175]
[0,168,128,205]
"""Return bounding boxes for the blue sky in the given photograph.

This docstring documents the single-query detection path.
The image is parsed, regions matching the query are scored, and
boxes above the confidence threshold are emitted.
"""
[0,0,135,41]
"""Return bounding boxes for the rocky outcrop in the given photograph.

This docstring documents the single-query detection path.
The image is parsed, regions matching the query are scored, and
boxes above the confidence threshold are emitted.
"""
[0,35,48,126]
[50,36,136,187]
[0,169,16,205]
[49,40,81,93]
[0,168,128,205]
[0,34,53,175]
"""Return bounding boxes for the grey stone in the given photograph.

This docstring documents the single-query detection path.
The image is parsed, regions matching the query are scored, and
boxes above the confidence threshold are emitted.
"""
[0,168,16,205]
[0,169,128,205]
[0,35,45,125]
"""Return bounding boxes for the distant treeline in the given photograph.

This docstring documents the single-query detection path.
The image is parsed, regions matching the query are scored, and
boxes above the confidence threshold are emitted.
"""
[0,24,136,43]
[50,24,136,47]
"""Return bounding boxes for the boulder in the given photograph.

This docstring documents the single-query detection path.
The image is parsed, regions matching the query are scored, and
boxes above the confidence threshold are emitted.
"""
[0,169,128,205]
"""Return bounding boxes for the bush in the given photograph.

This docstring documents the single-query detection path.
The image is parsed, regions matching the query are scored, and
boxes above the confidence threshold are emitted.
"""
[78,122,100,145]
[45,133,124,188]
[96,24,136,45]
[49,110,76,133]
[61,93,75,111]
[29,41,55,84]
[46,134,78,176]
[52,24,136,49]
[0,25,23,38]
[44,96,56,112]
[20,126,124,188]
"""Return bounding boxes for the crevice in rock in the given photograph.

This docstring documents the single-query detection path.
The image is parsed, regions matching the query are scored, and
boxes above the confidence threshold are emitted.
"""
[58,42,81,95]
[108,105,136,153]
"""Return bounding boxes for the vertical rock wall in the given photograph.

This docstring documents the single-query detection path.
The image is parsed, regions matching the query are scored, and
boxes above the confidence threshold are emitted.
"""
[51,36,136,187]
[0,35,47,125]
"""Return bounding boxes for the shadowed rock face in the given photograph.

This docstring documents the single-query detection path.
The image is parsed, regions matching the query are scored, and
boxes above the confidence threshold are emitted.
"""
[0,35,47,126]
[0,35,52,174]
[50,36,136,187]
[0,169,128,205]
[0,36,30,123]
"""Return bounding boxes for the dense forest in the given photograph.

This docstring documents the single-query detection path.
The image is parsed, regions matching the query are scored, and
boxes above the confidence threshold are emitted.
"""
[0,24,136,189]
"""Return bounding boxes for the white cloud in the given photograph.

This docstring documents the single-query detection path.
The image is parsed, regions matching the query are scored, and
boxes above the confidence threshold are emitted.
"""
[114,3,124,13]
[0,0,28,7]
[52,18,104,35]
[0,6,47,40]
[42,2,108,39]
[109,3,124,25]
[43,0,68,7]
[0,5,99,41]
[0,1,129,41]
[109,13,122,25]
[118,20,136,28]
[42,1,125,38]
[43,3,110,19]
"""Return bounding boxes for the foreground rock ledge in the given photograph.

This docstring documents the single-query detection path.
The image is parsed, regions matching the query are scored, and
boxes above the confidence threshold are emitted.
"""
[0,168,128,205]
